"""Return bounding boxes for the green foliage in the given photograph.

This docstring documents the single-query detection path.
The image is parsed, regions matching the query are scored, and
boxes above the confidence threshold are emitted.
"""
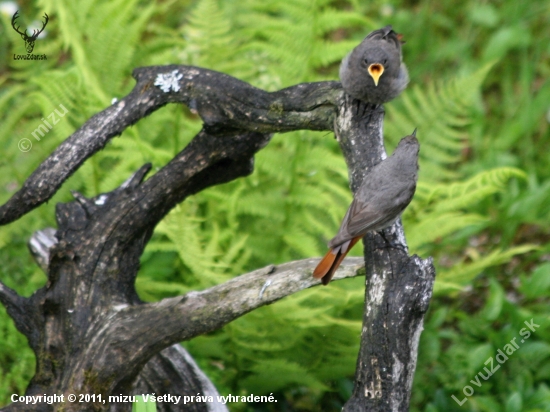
[412,271,550,412]
[0,307,34,403]
[386,64,493,181]
[186,278,364,403]
[0,0,549,410]
[403,167,537,294]
[0,246,43,404]
[413,168,526,219]
[132,396,157,412]
[0,303,35,403]
[435,245,539,295]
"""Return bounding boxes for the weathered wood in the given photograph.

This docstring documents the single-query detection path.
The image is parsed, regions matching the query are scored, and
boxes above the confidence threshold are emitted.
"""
[126,344,229,412]
[2,176,364,411]
[0,64,434,412]
[334,95,436,412]
[0,66,342,226]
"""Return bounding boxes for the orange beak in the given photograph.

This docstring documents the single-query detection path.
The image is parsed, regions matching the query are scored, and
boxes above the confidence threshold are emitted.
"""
[368,63,385,86]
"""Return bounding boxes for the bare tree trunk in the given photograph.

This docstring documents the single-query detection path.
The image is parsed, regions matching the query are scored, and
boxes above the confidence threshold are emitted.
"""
[335,99,436,411]
[0,66,434,412]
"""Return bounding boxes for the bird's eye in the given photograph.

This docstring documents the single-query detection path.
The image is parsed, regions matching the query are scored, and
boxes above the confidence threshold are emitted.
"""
[363,58,369,65]
[383,58,388,65]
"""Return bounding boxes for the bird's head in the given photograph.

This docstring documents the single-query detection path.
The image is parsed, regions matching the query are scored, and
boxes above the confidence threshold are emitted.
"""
[361,46,397,87]
[359,26,404,87]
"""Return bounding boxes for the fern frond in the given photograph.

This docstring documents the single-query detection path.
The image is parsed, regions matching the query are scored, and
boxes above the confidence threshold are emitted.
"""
[385,63,495,181]
[315,9,373,36]
[432,167,526,213]
[434,245,539,294]
[135,277,188,302]
[182,0,253,77]
[409,167,526,214]
[405,167,525,250]
[241,359,327,393]
[406,213,488,251]
[85,0,156,93]
[282,225,321,257]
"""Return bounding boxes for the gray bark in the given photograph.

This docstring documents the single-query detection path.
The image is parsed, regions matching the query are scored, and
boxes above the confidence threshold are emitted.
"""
[335,97,436,412]
[0,65,434,412]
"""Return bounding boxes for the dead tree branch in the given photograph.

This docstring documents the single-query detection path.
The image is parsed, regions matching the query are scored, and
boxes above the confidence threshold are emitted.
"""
[0,65,434,412]
[334,98,436,412]
[0,66,340,226]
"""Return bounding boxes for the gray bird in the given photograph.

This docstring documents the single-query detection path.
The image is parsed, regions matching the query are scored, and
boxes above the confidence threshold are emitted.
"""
[339,25,409,105]
[313,130,419,285]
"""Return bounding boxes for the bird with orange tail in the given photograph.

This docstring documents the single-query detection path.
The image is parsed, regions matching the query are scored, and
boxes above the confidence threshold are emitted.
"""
[313,131,420,285]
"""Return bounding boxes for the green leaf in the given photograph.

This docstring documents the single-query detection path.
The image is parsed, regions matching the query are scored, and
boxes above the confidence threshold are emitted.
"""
[133,396,157,412]
[479,278,505,321]
[435,245,539,294]
[241,359,327,393]
[505,392,523,412]
[519,263,550,299]
[386,63,495,181]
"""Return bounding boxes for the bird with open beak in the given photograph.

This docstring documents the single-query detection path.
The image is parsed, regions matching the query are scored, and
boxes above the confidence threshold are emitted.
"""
[339,25,409,105]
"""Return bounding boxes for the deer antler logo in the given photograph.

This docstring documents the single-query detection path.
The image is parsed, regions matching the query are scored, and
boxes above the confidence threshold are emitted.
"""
[11,11,49,54]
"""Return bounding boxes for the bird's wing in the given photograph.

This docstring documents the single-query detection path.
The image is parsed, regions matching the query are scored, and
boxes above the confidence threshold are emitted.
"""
[327,197,385,248]
[345,182,416,236]
[345,198,396,236]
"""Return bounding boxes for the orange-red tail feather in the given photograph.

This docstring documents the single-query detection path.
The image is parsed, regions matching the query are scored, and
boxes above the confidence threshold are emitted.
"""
[313,250,338,280]
[313,236,361,285]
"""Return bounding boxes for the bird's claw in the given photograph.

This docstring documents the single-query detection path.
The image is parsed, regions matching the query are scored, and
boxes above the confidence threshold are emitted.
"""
[376,230,408,253]
[353,99,379,123]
